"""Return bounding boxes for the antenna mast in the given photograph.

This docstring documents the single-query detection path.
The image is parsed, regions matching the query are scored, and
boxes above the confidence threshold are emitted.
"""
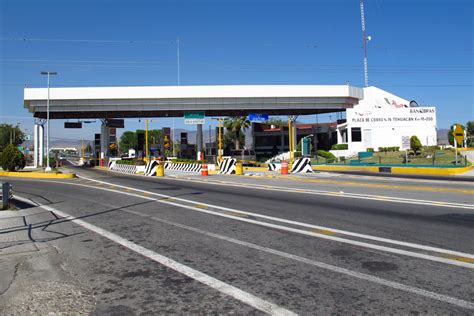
[360,0,369,87]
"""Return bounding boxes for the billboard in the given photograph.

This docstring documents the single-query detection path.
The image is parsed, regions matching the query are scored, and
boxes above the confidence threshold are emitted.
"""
[347,107,436,128]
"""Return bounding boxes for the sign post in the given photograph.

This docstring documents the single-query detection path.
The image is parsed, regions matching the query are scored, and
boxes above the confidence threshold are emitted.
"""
[401,136,410,164]
[453,125,464,165]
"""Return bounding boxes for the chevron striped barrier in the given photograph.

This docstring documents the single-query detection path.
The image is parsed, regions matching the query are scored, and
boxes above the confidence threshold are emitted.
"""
[144,161,159,176]
[268,163,281,171]
[291,157,314,173]
[111,163,138,174]
[164,162,202,173]
[219,158,236,174]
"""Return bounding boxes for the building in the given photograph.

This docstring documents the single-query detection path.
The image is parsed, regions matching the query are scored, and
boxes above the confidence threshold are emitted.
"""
[336,86,437,154]
[253,122,338,160]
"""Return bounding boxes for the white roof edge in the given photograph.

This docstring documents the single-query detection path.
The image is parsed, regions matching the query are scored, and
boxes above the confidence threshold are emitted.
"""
[24,85,363,101]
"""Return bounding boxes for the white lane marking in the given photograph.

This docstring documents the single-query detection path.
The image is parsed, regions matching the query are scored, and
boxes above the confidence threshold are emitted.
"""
[75,175,474,262]
[16,192,474,311]
[86,167,474,209]
[16,176,474,267]
[16,196,295,316]
[166,177,474,210]
[30,176,471,269]
[122,208,474,311]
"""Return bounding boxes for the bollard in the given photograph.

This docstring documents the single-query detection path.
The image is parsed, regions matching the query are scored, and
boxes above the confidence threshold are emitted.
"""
[156,163,165,177]
[235,163,243,175]
[2,182,11,210]
[201,164,209,176]
[281,161,289,174]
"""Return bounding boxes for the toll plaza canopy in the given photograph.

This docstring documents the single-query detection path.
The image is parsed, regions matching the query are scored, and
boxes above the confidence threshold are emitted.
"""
[24,85,364,119]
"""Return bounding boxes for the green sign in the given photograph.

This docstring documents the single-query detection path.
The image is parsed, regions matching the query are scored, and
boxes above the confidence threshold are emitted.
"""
[184,112,205,119]
[184,112,205,125]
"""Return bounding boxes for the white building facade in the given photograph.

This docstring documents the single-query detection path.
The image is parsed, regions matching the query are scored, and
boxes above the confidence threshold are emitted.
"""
[336,86,437,153]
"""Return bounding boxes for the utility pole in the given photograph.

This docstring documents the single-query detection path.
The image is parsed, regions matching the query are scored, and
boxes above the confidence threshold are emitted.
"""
[177,37,180,86]
[40,71,57,172]
[145,119,149,162]
[172,36,180,157]
[360,0,370,87]
[218,118,223,162]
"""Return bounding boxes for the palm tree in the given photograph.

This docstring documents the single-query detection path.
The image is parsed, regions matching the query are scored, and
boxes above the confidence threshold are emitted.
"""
[224,116,250,150]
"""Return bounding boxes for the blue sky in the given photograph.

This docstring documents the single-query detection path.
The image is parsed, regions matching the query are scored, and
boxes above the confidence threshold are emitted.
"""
[0,0,472,142]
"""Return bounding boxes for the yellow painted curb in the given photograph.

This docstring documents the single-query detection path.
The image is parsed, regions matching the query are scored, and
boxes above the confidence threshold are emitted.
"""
[391,165,473,176]
[313,165,380,173]
[243,167,268,172]
[313,165,473,176]
[0,171,76,179]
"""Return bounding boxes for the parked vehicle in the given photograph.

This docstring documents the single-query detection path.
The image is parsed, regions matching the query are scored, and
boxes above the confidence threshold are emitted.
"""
[230,149,257,165]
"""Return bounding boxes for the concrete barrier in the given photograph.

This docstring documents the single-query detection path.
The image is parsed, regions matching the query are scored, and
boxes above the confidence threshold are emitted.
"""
[268,163,281,171]
[219,158,236,174]
[164,162,202,173]
[291,158,314,173]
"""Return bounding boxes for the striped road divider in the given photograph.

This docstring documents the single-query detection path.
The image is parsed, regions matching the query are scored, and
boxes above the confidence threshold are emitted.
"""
[111,163,138,174]
[164,162,202,173]
[291,157,314,173]
[144,160,159,176]
[268,162,281,171]
[219,158,237,174]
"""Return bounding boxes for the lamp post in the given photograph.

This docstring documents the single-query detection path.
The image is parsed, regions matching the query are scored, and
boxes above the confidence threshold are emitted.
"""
[40,71,57,172]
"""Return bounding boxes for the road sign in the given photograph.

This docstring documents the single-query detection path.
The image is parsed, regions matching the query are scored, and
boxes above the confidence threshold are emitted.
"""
[453,125,465,146]
[184,112,205,125]
[249,113,269,123]
[401,136,410,150]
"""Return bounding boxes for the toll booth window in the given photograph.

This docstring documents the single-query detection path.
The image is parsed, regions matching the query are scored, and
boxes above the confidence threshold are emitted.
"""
[352,128,362,142]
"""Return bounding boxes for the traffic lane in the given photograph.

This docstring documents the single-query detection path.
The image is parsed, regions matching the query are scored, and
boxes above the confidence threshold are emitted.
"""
[10,183,262,314]
[11,180,474,313]
[74,166,474,206]
[211,174,474,206]
[66,172,474,254]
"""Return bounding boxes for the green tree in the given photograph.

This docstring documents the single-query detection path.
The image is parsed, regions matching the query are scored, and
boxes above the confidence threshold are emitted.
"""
[410,135,422,154]
[466,121,474,147]
[119,131,137,154]
[267,118,287,127]
[223,130,244,151]
[447,123,465,147]
[0,124,24,152]
[85,143,93,154]
[224,116,250,150]
[1,144,26,171]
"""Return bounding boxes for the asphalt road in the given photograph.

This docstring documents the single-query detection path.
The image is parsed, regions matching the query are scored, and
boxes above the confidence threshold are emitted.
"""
[2,166,474,314]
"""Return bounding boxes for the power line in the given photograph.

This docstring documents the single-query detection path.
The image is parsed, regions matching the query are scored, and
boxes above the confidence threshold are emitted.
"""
[1,60,471,73]
[0,58,175,64]
[0,37,173,45]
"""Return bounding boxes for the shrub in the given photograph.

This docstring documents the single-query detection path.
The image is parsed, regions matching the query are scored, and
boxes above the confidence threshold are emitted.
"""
[410,136,422,154]
[367,148,374,152]
[1,144,26,171]
[171,158,205,164]
[116,160,142,165]
[377,146,400,152]
[318,150,336,163]
[331,144,348,150]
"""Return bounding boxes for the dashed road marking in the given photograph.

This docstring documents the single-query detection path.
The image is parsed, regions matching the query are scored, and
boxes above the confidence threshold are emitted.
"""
[68,176,474,268]
[21,198,295,316]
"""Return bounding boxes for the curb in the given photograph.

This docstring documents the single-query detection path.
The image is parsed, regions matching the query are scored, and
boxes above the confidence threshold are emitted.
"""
[313,165,473,176]
[0,171,76,179]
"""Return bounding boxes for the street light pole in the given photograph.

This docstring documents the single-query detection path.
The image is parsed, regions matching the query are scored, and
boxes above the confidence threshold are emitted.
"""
[41,71,57,172]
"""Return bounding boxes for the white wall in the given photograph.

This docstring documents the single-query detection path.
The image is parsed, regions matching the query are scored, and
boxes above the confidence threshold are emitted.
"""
[348,126,437,152]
